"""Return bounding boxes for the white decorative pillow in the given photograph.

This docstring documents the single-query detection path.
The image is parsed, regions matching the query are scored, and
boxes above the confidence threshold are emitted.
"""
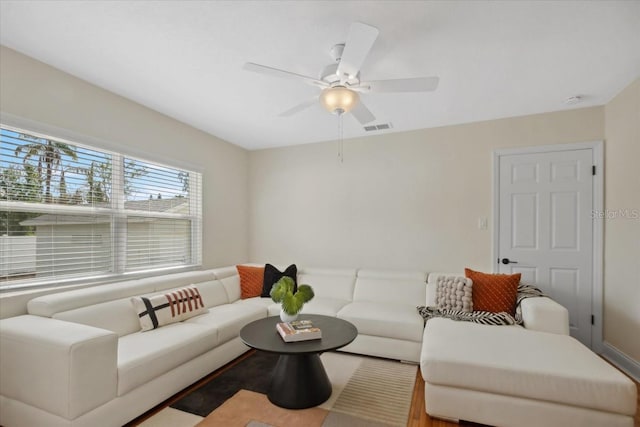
[435,276,473,312]
[131,286,207,331]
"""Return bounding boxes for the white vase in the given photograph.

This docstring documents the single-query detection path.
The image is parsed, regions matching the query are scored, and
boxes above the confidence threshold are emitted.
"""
[280,308,299,323]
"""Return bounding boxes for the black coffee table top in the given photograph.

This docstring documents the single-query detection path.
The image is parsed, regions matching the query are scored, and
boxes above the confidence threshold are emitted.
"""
[240,314,357,355]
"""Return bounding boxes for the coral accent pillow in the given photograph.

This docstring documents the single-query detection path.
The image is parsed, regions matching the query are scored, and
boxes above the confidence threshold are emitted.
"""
[236,265,265,299]
[465,268,521,315]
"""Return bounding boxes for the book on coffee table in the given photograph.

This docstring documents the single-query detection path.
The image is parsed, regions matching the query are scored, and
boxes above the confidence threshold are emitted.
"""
[276,321,322,342]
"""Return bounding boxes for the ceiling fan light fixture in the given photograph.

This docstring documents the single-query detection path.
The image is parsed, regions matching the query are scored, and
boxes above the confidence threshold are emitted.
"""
[319,86,359,115]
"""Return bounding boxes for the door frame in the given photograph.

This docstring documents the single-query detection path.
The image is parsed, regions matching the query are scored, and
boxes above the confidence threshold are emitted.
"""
[492,141,603,352]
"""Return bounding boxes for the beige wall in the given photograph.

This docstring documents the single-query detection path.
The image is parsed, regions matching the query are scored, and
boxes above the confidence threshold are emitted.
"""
[0,46,249,315]
[603,78,640,362]
[249,107,604,273]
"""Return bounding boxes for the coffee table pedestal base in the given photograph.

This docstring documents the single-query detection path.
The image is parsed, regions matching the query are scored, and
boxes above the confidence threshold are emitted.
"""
[268,353,331,409]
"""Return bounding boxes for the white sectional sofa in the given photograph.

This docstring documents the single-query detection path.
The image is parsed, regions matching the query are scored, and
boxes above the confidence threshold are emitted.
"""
[421,273,637,427]
[0,266,426,427]
[0,266,635,427]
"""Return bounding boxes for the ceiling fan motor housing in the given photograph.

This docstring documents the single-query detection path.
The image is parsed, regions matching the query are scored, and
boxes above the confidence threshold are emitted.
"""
[320,65,360,87]
[320,44,361,86]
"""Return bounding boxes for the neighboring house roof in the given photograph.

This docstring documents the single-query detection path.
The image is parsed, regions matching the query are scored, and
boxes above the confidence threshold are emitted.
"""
[20,197,189,226]
[20,215,111,226]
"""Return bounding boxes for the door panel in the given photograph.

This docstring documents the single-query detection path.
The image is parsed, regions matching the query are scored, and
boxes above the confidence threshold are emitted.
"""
[512,193,538,249]
[498,148,593,346]
[551,192,579,249]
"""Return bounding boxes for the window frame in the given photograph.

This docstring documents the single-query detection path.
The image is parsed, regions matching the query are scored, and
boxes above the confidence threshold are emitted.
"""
[0,116,203,291]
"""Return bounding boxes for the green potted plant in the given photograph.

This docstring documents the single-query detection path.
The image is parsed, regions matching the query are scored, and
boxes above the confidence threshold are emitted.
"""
[270,276,314,322]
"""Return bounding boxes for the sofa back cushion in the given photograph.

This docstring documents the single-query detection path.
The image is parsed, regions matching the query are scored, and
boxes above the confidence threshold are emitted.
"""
[195,280,230,308]
[211,266,242,302]
[354,269,427,306]
[52,279,226,336]
[137,270,216,293]
[28,271,217,319]
[28,279,156,318]
[297,267,357,301]
[28,271,221,336]
[53,297,141,337]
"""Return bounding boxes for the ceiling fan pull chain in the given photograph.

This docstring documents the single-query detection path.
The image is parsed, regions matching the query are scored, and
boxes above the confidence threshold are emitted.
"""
[338,114,344,163]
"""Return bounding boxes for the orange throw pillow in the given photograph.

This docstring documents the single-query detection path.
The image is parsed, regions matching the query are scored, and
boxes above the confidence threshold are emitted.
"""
[236,265,265,299]
[465,268,521,315]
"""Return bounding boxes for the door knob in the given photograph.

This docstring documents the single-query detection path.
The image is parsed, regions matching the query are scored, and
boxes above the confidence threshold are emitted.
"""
[501,258,518,265]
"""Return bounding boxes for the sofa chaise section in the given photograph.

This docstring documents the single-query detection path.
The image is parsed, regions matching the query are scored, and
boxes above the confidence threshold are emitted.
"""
[422,317,636,427]
[420,273,637,427]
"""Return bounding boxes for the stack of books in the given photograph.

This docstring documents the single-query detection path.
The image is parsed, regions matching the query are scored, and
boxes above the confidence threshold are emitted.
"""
[276,319,322,342]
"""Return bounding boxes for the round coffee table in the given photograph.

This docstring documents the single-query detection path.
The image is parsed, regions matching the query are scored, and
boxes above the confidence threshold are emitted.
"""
[240,314,357,409]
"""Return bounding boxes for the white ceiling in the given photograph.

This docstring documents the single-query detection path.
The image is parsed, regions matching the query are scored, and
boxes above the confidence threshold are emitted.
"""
[1,1,639,150]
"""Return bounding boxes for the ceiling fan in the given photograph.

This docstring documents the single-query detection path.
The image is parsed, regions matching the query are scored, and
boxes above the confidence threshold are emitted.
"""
[243,22,439,125]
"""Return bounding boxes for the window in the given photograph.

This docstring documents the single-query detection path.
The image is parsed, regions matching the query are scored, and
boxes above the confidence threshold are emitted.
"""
[0,124,202,289]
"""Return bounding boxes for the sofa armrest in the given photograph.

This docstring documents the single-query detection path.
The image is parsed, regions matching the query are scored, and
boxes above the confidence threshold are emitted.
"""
[0,315,118,420]
[520,297,570,335]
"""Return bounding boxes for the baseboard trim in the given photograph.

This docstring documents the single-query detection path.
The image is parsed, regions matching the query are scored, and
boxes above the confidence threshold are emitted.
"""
[601,341,640,382]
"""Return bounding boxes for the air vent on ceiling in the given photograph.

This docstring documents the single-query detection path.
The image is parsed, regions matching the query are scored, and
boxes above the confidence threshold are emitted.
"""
[363,123,393,132]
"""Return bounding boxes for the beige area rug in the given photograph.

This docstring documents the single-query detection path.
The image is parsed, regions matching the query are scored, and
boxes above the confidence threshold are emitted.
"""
[330,356,417,425]
[141,352,417,427]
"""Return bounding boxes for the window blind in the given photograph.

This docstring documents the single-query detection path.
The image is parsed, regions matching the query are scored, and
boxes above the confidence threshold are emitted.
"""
[0,125,202,289]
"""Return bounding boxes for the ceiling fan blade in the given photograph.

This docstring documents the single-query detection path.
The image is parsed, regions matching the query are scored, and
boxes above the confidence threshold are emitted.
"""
[350,100,376,125]
[361,77,440,93]
[336,22,379,80]
[278,97,318,117]
[244,63,328,88]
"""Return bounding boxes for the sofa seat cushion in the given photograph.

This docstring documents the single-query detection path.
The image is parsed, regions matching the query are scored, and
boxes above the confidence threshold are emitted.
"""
[338,302,423,342]
[117,323,218,395]
[236,296,279,312]
[300,298,350,317]
[421,318,637,416]
[186,303,266,344]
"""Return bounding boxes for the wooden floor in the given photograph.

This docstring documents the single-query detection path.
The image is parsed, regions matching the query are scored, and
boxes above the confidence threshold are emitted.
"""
[408,371,491,427]
[130,351,640,427]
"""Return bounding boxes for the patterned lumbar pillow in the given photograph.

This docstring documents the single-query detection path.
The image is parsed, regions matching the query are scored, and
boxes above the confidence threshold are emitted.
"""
[131,286,207,331]
[435,276,473,312]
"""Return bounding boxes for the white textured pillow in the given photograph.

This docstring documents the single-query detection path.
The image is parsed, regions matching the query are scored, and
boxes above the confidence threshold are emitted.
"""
[131,286,207,331]
[435,276,473,312]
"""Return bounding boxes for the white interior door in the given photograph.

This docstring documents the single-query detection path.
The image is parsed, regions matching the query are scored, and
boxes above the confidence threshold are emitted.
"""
[496,147,594,347]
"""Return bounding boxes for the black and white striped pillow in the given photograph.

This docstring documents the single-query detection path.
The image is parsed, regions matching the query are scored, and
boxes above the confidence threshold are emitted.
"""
[417,306,518,326]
